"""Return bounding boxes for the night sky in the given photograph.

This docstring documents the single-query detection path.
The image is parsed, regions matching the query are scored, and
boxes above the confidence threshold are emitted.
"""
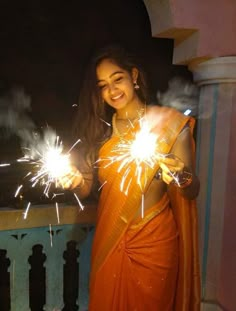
[0,0,191,130]
[0,0,192,206]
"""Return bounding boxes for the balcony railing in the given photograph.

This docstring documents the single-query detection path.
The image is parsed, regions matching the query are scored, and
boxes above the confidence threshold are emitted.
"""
[0,202,96,311]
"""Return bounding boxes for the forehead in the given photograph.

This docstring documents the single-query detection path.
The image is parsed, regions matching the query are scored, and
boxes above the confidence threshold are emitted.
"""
[96,59,129,81]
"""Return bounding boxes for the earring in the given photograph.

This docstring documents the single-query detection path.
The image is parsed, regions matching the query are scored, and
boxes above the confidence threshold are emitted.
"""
[134,81,140,90]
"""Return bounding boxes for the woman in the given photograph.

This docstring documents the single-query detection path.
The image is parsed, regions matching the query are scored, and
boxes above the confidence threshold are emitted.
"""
[65,46,200,310]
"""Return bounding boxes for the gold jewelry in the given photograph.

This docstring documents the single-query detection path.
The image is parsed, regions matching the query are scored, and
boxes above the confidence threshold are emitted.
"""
[173,170,193,188]
[112,107,145,136]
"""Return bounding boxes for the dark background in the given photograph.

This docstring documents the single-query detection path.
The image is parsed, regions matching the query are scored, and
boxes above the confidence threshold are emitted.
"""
[0,0,192,207]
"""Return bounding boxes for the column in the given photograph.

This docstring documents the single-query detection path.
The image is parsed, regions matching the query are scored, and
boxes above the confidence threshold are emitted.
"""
[190,57,236,311]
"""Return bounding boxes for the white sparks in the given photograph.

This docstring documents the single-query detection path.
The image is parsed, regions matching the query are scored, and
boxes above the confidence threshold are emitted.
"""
[23,202,31,219]
[98,180,107,191]
[99,118,161,194]
[14,184,23,197]
[130,121,157,164]
[17,158,29,162]
[55,202,60,224]
[0,163,11,167]
[22,130,81,198]
[67,138,81,154]
[100,118,111,127]
[73,192,84,210]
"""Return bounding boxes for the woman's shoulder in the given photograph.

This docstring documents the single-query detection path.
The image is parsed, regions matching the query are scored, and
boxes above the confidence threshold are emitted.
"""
[145,104,186,126]
[146,104,182,117]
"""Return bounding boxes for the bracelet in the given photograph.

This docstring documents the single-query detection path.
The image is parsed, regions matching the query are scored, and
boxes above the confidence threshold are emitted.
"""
[175,170,193,188]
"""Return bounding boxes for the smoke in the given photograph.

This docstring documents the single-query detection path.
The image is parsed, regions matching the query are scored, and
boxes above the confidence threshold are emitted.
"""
[0,87,37,145]
[0,87,59,160]
[157,77,200,117]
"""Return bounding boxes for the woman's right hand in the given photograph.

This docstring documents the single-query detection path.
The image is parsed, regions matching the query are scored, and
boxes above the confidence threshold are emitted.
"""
[59,165,84,190]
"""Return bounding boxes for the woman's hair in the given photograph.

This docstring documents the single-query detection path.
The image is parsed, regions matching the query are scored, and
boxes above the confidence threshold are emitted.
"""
[73,44,149,163]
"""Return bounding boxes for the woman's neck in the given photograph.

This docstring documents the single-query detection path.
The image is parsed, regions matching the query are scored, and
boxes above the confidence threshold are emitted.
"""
[116,99,145,120]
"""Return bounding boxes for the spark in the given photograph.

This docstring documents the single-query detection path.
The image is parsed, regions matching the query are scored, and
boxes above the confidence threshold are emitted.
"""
[0,163,11,167]
[12,129,84,222]
[100,118,111,127]
[98,180,107,191]
[17,158,29,163]
[22,131,81,198]
[51,192,64,199]
[14,184,23,197]
[55,202,60,224]
[98,117,162,195]
[73,192,84,210]
[23,202,31,219]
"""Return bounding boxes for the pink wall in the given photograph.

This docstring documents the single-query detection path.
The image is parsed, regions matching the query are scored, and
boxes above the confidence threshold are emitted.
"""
[171,0,236,57]
[145,0,236,61]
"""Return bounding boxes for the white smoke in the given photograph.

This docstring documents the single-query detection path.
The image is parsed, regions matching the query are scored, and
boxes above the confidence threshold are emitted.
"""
[157,77,199,117]
[0,87,37,145]
[0,87,58,159]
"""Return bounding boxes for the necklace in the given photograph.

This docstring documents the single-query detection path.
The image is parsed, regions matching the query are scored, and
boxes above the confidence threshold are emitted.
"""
[112,107,145,136]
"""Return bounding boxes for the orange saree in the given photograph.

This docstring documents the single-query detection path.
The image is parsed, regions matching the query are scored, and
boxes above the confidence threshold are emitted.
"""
[89,107,200,311]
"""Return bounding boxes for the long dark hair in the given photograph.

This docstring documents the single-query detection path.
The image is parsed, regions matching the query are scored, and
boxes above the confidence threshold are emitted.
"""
[73,45,149,163]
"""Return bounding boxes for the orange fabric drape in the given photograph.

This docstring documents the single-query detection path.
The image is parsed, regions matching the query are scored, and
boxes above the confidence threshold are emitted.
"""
[89,106,200,310]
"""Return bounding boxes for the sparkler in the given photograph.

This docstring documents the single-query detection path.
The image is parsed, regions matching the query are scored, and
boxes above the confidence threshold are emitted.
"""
[98,115,164,216]
[21,132,79,196]
[10,128,84,219]
[98,112,190,217]
[99,116,162,195]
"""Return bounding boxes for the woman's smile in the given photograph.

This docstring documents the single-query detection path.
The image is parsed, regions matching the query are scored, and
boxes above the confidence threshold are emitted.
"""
[111,93,124,101]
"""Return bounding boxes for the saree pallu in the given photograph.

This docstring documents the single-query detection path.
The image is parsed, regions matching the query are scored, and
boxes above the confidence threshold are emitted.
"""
[89,106,200,311]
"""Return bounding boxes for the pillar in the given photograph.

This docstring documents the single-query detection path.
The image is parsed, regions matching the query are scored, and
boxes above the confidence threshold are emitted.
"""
[190,57,236,311]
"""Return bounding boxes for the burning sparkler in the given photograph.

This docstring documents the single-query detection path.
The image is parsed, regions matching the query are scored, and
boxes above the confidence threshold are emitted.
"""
[0,87,85,226]
[11,128,84,219]
[98,111,191,217]
[111,118,162,194]
[97,115,163,217]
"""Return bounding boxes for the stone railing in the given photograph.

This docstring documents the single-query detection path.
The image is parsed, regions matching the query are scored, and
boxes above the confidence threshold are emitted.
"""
[0,202,97,311]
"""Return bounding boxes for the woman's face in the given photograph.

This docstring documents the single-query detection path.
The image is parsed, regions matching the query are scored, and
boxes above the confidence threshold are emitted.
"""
[96,59,138,111]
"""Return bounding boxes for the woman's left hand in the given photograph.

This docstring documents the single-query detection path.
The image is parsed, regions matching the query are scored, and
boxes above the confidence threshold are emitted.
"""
[59,165,84,190]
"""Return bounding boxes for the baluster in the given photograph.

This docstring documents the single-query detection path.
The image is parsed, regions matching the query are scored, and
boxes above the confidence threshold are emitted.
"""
[77,227,94,311]
[43,226,64,311]
[7,232,31,311]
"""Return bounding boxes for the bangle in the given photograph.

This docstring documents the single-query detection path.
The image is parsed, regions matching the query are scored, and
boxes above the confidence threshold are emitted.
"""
[178,175,193,188]
[172,169,193,189]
